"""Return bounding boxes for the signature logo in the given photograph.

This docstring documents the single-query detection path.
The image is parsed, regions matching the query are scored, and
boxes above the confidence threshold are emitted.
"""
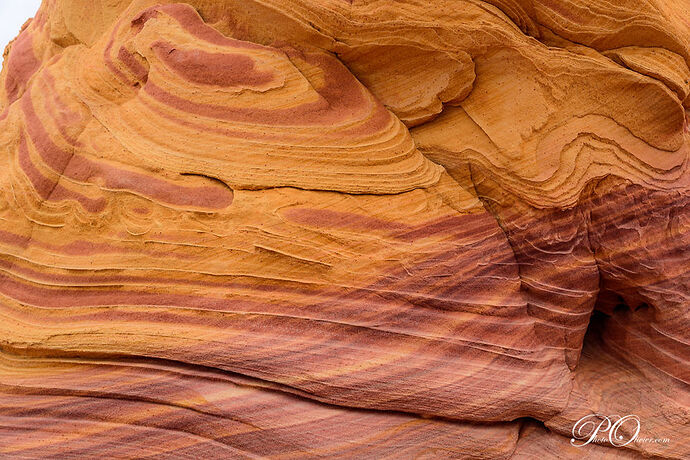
[571,414,669,448]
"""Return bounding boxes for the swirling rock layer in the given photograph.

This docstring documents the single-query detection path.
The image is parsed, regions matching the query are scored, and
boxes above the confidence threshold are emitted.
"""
[0,0,688,458]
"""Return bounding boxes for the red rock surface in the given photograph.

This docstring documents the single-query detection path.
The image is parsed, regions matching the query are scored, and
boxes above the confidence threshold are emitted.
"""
[0,0,688,458]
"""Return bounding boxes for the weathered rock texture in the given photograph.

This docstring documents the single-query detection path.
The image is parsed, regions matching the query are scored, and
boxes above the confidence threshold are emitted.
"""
[0,0,688,458]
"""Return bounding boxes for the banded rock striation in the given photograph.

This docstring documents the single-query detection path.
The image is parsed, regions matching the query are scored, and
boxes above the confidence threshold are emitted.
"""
[0,0,688,458]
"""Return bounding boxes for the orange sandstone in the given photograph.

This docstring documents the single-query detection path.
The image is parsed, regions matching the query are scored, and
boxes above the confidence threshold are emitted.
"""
[0,0,688,458]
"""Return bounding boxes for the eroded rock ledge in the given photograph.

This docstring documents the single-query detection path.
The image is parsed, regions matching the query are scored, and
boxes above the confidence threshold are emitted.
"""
[0,0,688,458]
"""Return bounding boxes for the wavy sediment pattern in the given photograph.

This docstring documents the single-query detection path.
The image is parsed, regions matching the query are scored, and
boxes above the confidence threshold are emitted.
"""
[0,0,688,458]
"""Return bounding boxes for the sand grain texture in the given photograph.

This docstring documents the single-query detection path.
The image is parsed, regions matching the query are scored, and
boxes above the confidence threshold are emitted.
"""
[0,0,688,458]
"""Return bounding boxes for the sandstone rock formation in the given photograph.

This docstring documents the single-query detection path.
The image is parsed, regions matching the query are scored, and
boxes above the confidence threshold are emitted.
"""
[0,0,688,458]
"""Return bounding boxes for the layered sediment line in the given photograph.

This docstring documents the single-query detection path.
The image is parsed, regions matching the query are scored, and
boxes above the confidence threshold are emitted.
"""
[1,0,688,458]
